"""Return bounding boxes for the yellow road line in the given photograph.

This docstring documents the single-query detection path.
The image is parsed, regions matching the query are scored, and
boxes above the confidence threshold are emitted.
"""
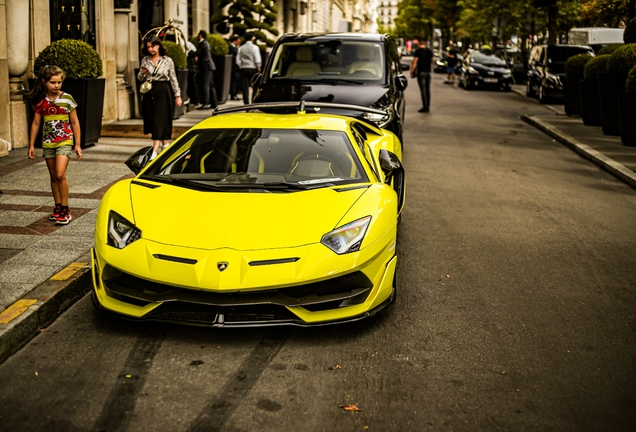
[50,262,87,281]
[0,299,38,324]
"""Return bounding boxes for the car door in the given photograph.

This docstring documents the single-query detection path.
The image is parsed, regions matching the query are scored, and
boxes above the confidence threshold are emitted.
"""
[386,37,406,140]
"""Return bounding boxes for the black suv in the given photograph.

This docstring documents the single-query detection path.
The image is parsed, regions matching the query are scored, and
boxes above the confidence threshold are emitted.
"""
[526,44,594,103]
[252,33,409,141]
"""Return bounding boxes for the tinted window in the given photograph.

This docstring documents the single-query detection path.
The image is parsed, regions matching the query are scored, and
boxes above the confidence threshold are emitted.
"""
[547,46,593,63]
[471,53,507,66]
[267,41,386,82]
[143,128,368,187]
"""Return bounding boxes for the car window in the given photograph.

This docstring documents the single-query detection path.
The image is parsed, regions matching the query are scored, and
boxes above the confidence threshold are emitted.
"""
[267,41,386,82]
[470,53,507,66]
[143,128,369,189]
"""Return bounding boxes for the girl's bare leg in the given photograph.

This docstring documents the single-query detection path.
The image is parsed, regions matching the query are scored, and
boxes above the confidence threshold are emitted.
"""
[54,155,71,206]
[45,158,62,205]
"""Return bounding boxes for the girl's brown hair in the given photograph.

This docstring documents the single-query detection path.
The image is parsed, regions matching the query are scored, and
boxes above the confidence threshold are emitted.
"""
[25,65,65,106]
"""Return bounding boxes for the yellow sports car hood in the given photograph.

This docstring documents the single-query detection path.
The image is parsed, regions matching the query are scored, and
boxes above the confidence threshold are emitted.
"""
[130,182,368,250]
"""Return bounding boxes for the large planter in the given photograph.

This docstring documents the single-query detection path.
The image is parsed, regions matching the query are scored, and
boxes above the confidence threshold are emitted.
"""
[563,78,582,116]
[174,69,188,118]
[580,79,602,126]
[213,54,232,104]
[618,91,636,146]
[598,74,621,136]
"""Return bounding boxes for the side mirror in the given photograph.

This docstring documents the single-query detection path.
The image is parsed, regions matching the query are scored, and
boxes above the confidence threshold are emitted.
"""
[125,146,153,174]
[379,149,405,212]
[395,75,409,91]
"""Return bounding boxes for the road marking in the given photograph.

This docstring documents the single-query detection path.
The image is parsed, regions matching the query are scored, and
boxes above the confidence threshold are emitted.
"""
[50,262,88,281]
[0,299,38,324]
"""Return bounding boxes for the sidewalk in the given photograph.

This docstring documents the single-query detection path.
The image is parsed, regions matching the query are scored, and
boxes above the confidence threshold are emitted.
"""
[0,101,237,363]
[510,84,636,188]
[1,92,636,364]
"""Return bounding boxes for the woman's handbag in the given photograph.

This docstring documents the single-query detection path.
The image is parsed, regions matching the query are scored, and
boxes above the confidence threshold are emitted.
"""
[140,80,152,94]
[139,58,163,94]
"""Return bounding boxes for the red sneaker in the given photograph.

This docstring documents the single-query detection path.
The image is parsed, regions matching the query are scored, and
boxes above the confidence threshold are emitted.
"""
[49,204,62,221]
[55,208,72,225]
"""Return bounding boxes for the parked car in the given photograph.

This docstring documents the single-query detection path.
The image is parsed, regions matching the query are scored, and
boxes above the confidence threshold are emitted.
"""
[91,101,405,327]
[526,44,595,103]
[252,33,409,142]
[457,49,512,90]
[434,50,464,73]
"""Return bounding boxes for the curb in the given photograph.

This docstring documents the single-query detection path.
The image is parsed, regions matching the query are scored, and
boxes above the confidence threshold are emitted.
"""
[522,115,636,190]
[0,252,93,365]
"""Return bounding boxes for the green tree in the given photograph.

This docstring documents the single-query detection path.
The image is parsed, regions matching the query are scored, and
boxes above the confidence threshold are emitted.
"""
[212,0,279,49]
[394,0,436,41]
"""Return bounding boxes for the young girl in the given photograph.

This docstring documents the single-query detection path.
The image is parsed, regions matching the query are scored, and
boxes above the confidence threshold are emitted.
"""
[27,65,82,225]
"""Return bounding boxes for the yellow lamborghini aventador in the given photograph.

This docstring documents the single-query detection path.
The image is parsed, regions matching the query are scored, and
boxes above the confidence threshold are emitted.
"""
[91,101,405,326]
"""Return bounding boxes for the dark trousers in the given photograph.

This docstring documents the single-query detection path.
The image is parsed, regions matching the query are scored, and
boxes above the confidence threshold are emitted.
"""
[187,70,198,105]
[230,68,240,98]
[241,68,258,104]
[417,72,431,111]
[197,69,218,107]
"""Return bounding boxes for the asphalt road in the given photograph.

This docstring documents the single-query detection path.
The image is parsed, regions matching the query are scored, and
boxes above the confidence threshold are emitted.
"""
[1,74,635,432]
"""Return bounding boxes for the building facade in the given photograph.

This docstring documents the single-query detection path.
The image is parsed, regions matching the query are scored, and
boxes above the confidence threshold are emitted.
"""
[0,0,377,157]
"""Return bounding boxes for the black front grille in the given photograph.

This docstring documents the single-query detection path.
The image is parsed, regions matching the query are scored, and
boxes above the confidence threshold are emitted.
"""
[102,265,373,309]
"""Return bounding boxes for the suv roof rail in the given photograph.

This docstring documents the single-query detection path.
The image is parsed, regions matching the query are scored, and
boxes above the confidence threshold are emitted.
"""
[211,101,387,117]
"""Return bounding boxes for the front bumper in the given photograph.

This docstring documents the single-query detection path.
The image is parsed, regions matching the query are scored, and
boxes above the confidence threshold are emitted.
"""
[91,229,397,327]
[467,75,512,88]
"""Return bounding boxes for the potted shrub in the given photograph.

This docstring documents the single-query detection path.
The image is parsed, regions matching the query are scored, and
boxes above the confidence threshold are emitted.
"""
[564,54,592,116]
[207,33,232,104]
[31,39,104,148]
[163,40,189,118]
[600,45,636,136]
[619,64,636,146]
[581,54,609,126]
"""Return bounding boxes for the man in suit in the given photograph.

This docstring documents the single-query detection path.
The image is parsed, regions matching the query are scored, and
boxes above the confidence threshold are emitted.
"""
[195,30,218,110]
[229,35,241,100]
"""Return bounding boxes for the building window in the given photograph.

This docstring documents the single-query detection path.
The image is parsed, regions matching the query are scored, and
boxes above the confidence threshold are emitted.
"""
[49,0,96,48]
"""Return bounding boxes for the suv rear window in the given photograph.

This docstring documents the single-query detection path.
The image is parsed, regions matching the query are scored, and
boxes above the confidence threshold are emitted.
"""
[267,41,386,82]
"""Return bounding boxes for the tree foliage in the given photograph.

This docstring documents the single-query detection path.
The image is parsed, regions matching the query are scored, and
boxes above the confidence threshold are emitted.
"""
[212,0,279,49]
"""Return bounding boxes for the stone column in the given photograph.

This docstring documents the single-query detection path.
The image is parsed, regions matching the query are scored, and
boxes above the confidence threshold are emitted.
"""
[115,8,134,120]
[7,0,29,149]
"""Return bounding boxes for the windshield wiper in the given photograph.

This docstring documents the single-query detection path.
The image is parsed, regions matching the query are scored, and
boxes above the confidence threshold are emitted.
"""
[140,175,227,192]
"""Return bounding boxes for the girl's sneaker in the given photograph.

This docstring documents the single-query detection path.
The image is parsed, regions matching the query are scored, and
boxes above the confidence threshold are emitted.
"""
[49,204,62,221]
[55,208,72,225]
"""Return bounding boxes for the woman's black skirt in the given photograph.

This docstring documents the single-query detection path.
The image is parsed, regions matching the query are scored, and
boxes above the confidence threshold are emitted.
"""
[141,80,175,140]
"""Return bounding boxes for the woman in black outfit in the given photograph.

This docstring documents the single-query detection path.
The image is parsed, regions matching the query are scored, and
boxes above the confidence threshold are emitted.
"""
[137,36,182,159]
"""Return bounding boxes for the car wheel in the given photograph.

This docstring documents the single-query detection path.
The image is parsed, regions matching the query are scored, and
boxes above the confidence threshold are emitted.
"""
[458,77,465,88]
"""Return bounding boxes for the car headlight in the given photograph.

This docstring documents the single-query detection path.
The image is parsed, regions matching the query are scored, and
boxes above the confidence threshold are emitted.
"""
[546,73,561,86]
[503,73,511,79]
[468,66,479,75]
[436,60,445,66]
[321,216,371,254]
[107,211,142,249]
[363,106,392,128]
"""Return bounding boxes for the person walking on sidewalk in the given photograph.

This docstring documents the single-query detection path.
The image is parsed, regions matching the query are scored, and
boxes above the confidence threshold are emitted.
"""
[229,35,241,100]
[26,65,82,225]
[445,41,458,84]
[410,40,434,113]
[237,32,262,104]
[194,30,218,110]
[138,36,183,159]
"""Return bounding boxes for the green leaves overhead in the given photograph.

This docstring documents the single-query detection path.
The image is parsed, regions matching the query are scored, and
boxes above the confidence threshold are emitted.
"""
[213,0,278,48]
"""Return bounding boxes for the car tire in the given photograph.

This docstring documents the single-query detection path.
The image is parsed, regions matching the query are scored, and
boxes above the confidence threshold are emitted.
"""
[458,78,465,88]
